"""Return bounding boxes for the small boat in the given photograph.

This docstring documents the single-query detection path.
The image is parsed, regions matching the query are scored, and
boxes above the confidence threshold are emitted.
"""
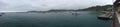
[72,12,81,16]
[1,13,5,14]
[0,13,5,16]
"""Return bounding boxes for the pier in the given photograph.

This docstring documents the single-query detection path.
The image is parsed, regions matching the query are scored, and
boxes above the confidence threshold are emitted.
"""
[98,14,112,19]
[98,8,113,19]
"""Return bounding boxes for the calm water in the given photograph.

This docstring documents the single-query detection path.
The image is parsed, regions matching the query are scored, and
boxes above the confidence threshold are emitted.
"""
[0,11,112,27]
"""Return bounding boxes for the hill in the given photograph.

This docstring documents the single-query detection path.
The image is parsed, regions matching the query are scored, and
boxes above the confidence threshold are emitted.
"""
[77,5,113,11]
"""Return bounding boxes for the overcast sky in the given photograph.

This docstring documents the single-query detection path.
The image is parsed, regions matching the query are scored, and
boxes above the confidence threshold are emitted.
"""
[0,0,114,12]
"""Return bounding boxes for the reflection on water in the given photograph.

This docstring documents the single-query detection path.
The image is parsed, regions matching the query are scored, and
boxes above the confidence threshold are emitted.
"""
[0,11,111,27]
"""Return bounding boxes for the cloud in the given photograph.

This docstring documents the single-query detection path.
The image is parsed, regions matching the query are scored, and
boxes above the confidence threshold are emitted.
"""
[0,0,113,11]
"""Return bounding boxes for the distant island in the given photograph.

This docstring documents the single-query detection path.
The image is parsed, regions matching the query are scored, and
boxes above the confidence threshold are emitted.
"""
[27,5,112,13]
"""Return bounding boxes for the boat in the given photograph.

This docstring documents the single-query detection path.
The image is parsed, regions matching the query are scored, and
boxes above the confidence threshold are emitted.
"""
[0,13,5,16]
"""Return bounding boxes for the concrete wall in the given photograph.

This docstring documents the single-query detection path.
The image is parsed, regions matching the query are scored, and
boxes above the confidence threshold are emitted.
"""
[118,6,120,13]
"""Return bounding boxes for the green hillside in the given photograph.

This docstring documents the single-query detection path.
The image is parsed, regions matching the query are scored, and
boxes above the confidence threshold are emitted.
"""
[77,5,113,11]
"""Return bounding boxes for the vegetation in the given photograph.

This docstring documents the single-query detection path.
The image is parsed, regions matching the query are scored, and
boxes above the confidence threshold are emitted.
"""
[28,5,113,12]
[77,5,113,11]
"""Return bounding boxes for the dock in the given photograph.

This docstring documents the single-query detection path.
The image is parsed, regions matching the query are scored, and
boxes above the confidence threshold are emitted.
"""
[98,14,112,20]
[98,14,110,19]
[97,8,113,19]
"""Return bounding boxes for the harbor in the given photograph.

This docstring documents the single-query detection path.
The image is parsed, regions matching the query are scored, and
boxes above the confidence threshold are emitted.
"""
[0,11,112,27]
[0,0,116,27]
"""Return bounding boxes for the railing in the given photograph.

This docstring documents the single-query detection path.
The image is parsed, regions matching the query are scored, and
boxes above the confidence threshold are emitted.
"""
[111,12,116,27]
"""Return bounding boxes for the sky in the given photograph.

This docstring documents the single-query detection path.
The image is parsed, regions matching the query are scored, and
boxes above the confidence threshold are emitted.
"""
[0,0,114,12]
